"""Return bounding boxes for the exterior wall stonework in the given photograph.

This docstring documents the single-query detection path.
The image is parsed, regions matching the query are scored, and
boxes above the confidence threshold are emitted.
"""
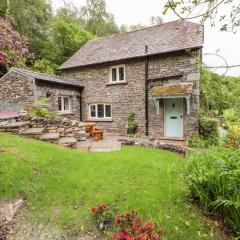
[0,71,81,121]
[0,71,34,112]
[35,82,81,120]
[61,51,200,138]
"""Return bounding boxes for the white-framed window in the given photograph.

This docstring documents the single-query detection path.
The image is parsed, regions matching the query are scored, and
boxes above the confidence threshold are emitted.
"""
[89,104,112,120]
[58,96,72,113]
[110,65,125,83]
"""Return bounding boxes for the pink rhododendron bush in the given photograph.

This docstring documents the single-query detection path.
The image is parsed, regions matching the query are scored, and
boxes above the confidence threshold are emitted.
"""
[91,204,162,240]
[0,17,34,76]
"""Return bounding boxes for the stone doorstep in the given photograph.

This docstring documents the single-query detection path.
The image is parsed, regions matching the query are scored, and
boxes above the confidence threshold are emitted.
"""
[58,137,77,146]
[40,133,60,141]
[0,121,30,129]
[21,128,45,135]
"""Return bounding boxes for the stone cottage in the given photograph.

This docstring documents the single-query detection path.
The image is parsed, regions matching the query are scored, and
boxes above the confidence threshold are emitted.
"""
[0,68,83,120]
[0,20,203,139]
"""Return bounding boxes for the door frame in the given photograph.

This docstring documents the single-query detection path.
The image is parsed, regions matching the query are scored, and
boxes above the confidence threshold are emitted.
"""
[164,98,184,139]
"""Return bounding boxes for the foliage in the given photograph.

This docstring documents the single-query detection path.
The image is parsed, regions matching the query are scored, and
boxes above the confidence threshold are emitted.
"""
[126,113,138,135]
[0,17,34,76]
[187,135,208,148]
[0,0,52,57]
[186,147,240,236]
[28,98,56,119]
[91,203,113,230]
[51,19,93,65]
[32,58,58,75]
[113,209,162,240]
[163,0,240,32]
[223,125,240,149]
[199,115,219,146]
[224,109,240,125]
[80,0,119,37]
[0,134,214,239]
[200,70,239,116]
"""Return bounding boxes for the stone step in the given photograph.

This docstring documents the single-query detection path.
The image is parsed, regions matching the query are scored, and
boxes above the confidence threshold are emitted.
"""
[40,133,59,141]
[58,137,77,147]
[21,128,45,136]
[0,121,29,129]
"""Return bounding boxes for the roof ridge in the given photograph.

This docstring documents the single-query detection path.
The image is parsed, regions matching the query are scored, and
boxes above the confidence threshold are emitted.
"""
[87,19,196,43]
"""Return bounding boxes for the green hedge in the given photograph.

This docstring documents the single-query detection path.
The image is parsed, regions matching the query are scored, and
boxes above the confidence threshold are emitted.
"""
[199,116,219,146]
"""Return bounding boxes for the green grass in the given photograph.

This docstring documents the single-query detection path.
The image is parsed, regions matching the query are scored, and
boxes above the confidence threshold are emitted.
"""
[0,133,215,239]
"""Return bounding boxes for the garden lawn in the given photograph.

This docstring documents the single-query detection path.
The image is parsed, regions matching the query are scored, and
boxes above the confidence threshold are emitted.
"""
[0,133,215,239]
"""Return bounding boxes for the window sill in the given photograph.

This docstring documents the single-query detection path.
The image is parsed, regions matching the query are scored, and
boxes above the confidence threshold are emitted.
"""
[106,81,128,86]
[58,112,74,116]
[87,118,113,122]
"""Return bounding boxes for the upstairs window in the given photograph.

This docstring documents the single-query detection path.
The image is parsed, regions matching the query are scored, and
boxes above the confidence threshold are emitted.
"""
[89,104,112,120]
[110,65,125,82]
[58,96,71,113]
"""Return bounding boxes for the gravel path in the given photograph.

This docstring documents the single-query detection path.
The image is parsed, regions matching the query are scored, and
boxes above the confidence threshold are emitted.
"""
[6,210,102,240]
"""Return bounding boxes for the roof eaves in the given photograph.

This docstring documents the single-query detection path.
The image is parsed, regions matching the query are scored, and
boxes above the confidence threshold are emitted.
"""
[35,78,84,90]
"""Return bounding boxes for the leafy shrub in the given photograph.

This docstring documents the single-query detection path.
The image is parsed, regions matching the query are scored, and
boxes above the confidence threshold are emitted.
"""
[28,98,56,119]
[223,125,240,149]
[199,116,219,146]
[91,203,113,230]
[186,148,240,236]
[187,135,207,148]
[224,109,240,125]
[113,209,162,240]
[126,113,138,135]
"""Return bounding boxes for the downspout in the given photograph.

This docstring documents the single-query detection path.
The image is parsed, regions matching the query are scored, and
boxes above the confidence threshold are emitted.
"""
[79,93,83,122]
[78,88,83,122]
[145,45,149,136]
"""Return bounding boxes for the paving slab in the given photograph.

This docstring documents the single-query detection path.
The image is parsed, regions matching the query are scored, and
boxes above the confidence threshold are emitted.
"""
[58,137,77,145]
[76,134,122,152]
[21,128,45,135]
[40,133,59,141]
[0,122,29,129]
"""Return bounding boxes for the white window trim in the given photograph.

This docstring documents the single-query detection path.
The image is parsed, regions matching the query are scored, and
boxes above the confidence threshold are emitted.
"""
[58,96,72,114]
[88,104,112,120]
[109,65,126,83]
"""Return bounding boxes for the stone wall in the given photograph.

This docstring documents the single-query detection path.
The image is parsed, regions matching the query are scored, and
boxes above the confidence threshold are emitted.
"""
[35,82,81,121]
[61,50,200,139]
[0,115,86,147]
[0,70,34,112]
[0,70,81,121]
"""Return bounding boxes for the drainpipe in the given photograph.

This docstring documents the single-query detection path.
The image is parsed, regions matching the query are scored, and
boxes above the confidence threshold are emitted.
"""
[145,45,149,136]
[78,90,83,122]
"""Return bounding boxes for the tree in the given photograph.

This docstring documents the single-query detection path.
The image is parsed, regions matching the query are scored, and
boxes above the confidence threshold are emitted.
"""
[0,17,34,76]
[0,0,52,57]
[51,19,93,64]
[164,0,240,32]
[149,16,163,26]
[80,0,119,37]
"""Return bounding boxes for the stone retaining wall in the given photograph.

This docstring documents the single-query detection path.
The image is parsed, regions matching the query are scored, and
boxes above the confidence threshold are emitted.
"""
[18,115,86,141]
[0,115,87,145]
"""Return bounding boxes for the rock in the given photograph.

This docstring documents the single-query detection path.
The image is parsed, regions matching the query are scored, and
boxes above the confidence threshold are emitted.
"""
[40,133,59,141]
[0,121,29,129]
[58,137,77,146]
[65,128,73,133]
[21,128,45,135]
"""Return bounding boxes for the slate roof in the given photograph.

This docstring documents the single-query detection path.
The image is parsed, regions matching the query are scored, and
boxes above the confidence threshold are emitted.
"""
[11,68,83,88]
[59,20,203,70]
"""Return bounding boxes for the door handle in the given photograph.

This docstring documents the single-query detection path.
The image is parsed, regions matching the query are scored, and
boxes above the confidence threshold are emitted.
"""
[170,116,177,119]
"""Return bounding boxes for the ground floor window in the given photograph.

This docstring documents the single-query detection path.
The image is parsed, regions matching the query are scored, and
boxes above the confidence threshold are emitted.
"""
[58,96,72,113]
[89,104,112,120]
